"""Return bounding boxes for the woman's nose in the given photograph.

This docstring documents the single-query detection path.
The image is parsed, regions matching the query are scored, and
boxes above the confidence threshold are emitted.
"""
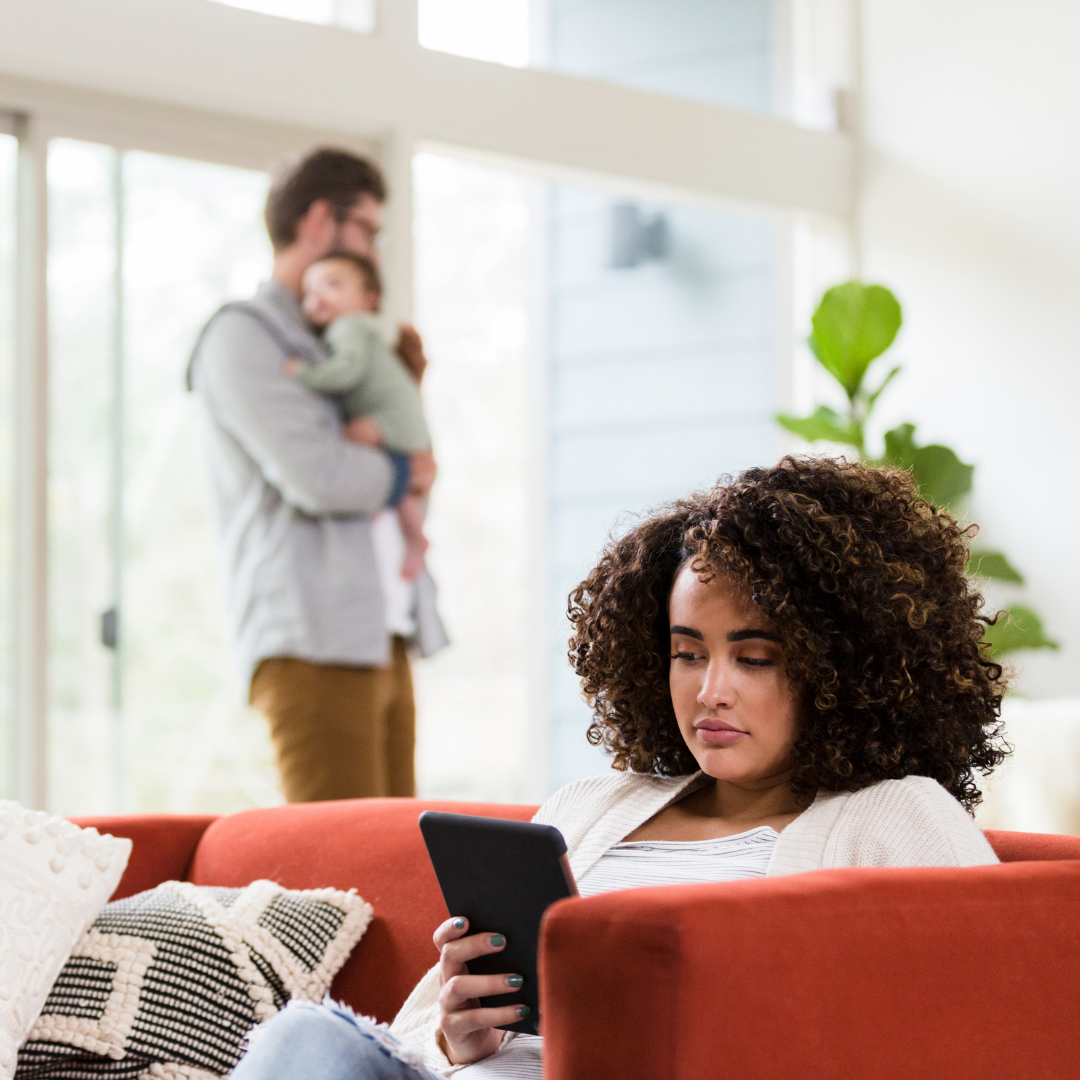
[697,662,734,709]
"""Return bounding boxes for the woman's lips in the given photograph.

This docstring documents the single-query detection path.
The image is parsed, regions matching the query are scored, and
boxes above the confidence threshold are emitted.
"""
[694,719,748,746]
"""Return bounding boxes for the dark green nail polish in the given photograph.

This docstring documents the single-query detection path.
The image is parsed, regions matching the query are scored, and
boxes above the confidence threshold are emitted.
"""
[516,1005,531,1019]
[507,975,524,988]
[489,934,505,947]
[452,918,466,930]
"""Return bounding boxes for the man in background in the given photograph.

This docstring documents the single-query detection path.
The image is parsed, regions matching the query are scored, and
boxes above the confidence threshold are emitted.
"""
[190,147,446,803]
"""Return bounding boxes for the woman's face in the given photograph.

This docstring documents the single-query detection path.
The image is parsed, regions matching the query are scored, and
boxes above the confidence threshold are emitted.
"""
[668,564,800,787]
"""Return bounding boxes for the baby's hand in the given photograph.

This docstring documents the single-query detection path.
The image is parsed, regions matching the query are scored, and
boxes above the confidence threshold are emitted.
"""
[345,416,385,447]
[283,358,305,378]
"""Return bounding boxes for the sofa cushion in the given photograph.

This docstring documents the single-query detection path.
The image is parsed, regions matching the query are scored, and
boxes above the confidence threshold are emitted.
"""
[17,879,370,1080]
[186,799,537,1022]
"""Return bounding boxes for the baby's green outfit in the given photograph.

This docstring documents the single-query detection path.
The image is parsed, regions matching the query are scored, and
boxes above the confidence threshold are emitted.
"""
[296,313,430,453]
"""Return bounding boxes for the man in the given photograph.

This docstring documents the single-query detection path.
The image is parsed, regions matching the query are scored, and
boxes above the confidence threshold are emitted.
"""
[190,147,446,803]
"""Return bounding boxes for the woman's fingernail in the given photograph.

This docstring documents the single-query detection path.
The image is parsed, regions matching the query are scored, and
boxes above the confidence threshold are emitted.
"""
[452,918,466,930]
[507,975,524,988]
[489,934,505,947]
[516,1006,531,1019]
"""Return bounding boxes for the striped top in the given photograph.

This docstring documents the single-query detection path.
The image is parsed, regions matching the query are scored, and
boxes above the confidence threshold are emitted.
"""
[453,827,778,1079]
[576,827,778,897]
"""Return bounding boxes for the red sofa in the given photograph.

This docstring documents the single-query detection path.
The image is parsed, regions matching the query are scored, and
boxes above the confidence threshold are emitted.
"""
[76,800,1080,1080]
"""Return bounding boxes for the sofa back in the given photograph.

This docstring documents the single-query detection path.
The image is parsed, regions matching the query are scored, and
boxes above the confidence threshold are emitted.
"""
[75,802,1080,1023]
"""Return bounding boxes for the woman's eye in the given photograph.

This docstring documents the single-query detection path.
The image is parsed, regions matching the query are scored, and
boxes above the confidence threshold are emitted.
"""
[670,651,701,662]
[738,656,774,667]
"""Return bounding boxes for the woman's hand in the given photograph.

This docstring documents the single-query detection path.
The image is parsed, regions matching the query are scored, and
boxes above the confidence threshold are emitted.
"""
[434,917,528,1066]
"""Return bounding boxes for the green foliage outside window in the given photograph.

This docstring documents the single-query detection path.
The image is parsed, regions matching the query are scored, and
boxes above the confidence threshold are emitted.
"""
[778,280,1057,659]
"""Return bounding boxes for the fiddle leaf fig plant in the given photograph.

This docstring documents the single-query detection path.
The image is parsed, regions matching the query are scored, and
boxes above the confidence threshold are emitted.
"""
[778,280,1057,659]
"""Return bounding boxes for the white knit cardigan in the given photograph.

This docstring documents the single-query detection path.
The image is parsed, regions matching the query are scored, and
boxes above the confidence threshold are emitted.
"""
[389,771,998,1072]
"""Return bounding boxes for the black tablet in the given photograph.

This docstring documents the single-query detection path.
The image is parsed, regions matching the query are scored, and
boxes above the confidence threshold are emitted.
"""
[418,811,576,1035]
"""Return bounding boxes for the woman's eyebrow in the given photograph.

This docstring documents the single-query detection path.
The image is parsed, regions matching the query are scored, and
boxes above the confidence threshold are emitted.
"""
[727,629,782,643]
[669,625,704,640]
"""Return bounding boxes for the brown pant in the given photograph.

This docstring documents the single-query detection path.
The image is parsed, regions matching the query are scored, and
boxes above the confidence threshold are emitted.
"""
[249,638,415,803]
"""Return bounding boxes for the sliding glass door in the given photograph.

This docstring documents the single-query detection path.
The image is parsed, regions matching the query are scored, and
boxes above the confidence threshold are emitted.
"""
[46,139,277,814]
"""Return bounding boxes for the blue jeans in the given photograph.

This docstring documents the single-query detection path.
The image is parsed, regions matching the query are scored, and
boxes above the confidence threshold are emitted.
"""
[232,1000,442,1080]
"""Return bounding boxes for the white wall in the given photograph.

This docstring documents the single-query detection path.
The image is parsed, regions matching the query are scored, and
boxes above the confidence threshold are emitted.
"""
[859,0,1080,697]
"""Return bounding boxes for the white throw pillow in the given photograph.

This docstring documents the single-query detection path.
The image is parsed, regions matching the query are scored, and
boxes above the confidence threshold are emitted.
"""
[0,801,131,1080]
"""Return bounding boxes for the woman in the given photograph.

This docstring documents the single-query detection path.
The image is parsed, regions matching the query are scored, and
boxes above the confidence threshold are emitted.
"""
[233,457,1008,1080]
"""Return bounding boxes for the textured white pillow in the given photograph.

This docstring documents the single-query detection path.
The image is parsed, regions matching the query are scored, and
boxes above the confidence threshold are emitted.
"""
[0,801,131,1080]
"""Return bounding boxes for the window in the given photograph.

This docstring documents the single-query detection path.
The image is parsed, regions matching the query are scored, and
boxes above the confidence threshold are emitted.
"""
[420,0,852,129]
[539,0,775,113]
[411,166,777,793]
[545,186,776,787]
[412,153,539,800]
[419,0,531,67]
[46,140,278,814]
[207,0,375,33]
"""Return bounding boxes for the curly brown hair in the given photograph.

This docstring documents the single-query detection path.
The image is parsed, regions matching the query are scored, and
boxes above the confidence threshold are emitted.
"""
[567,457,1009,811]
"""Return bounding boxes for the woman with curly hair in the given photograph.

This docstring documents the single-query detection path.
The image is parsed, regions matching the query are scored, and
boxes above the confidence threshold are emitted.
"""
[234,457,1008,1080]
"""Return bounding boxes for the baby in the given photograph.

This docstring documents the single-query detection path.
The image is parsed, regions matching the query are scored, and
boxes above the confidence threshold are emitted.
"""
[288,251,434,580]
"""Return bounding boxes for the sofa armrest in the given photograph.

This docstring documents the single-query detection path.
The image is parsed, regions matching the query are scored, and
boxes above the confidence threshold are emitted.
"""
[70,814,219,900]
[539,861,1080,1080]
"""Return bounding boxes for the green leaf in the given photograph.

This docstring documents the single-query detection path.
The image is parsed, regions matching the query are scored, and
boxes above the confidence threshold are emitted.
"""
[881,421,919,466]
[966,550,1025,584]
[882,423,974,508]
[983,606,1059,657]
[810,282,902,399]
[777,406,863,448]
[909,445,975,508]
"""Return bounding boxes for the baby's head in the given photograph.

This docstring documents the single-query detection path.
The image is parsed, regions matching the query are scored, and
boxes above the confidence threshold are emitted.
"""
[301,252,382,329]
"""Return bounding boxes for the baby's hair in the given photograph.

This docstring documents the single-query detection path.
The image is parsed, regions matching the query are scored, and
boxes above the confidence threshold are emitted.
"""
[315,250,382,299]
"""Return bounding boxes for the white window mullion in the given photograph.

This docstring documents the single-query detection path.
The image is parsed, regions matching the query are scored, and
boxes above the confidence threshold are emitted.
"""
[13,112,48,810]
[378,0,418,326]
[381,127,416,328]
[108,148,126,810]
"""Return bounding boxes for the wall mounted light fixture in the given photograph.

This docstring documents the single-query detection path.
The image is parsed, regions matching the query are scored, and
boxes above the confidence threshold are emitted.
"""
[609,202,669,269]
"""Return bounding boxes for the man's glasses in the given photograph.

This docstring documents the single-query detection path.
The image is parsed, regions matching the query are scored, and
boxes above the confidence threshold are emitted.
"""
[335,207,381,243]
